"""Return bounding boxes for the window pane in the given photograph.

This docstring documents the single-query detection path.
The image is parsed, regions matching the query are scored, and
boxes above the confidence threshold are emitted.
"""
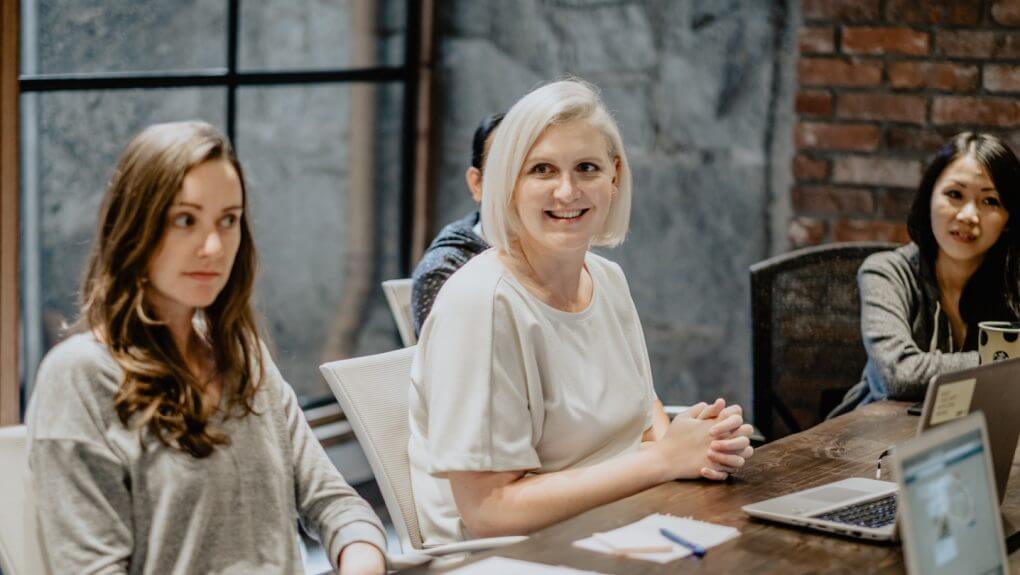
[22,0,226,75]
[19,89,227,398]
[236,84,403,403]
[239,0,406,70]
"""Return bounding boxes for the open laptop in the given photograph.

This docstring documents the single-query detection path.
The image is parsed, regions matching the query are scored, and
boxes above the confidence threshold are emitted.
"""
[895,412,1009,574]
[916,357,1020,502]
[743,358,1020,541]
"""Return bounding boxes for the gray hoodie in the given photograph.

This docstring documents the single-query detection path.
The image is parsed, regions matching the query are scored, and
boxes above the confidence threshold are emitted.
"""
[831,243,980,416]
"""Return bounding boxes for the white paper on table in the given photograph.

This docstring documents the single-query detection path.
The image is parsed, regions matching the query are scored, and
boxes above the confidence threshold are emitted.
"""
[573,513,740,564]
[444,556,609,574]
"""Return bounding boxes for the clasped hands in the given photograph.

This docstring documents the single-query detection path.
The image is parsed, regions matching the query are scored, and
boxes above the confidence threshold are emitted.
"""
[648,398,754,482]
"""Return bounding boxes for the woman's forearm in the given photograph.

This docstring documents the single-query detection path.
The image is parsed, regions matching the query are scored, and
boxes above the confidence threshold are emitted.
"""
[449,407,750,538]
[450,447,669,538]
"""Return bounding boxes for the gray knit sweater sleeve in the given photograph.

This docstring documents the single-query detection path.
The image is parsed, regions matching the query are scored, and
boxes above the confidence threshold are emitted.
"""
[271,353,388,569]
[859,250,979,400]
[27,335,133,574]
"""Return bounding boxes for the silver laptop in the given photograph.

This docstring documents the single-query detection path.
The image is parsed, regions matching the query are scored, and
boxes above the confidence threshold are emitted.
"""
[742,413,1008,569]
[742,359,1020,542]
[895,412,1008,574]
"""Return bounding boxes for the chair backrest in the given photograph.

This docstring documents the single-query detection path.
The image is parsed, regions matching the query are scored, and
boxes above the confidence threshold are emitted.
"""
[319,346,422,552]
[0,425,47,575]
[381,279,417,347]
[750,241,899,442]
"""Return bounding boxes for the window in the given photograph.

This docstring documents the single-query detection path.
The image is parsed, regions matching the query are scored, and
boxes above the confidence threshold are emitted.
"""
[14,0,423,416]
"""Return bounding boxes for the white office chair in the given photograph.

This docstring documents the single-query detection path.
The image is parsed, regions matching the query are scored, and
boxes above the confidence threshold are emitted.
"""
[0,425,48,575]
[381,279,416,347]
[319,347,526,566]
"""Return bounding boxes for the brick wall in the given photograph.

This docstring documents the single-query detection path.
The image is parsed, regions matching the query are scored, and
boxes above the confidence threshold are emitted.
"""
[789,0,1020,247]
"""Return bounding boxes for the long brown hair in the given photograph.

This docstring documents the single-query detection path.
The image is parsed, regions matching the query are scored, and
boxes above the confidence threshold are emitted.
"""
[79,121,263,458]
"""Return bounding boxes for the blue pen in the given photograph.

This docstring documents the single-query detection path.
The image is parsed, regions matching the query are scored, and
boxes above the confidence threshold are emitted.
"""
[659,527,706,558]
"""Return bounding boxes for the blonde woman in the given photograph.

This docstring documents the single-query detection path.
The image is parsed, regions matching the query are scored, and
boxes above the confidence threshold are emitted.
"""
[408,80,754,546]
[27,122,386,574]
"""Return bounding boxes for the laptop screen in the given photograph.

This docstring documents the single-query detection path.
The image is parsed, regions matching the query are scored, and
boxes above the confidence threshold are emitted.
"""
[900,428,1005,575]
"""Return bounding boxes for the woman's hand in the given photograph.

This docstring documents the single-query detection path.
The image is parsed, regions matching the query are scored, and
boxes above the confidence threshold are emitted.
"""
[702,413,754,480]
[657,398,754,481]
[650,409,725,481]
[337,541,386,575]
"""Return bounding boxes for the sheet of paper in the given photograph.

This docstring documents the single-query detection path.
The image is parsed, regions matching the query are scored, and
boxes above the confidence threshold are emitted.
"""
[930,378,976,425]
[445,557,609,574]
[573,513,740,564]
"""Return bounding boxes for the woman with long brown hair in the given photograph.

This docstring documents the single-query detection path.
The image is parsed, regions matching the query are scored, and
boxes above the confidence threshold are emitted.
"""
[27,121,386,574]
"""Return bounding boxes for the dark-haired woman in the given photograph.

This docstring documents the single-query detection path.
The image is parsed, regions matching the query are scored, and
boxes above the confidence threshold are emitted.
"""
[27,122,386,574]
[833,132,1020,415]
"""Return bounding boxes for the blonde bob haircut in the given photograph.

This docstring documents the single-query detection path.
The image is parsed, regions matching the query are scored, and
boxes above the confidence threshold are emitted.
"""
[481,78,632,252]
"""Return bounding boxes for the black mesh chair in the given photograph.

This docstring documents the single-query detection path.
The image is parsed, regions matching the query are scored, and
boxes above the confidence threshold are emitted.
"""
[750,241,900,442]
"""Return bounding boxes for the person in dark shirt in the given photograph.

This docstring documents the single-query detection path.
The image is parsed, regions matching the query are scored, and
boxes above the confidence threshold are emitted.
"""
[411,112,503,335]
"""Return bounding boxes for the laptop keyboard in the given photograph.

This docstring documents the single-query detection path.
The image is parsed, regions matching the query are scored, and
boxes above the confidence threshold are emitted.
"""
[814,494,898,529]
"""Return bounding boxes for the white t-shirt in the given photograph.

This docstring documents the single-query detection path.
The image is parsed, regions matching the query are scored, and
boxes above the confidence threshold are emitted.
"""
[407,249,657,546]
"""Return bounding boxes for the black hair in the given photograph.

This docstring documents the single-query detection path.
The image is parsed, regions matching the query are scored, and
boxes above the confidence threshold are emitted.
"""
[907,132,1020,327]
[470,112,505,170]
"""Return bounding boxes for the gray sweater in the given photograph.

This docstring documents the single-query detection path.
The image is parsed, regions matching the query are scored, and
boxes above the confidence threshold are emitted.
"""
[833,243,980,415]
[27,333,386,574]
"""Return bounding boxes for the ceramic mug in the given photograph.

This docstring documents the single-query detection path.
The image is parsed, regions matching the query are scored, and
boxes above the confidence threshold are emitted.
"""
[978,321,1020,364]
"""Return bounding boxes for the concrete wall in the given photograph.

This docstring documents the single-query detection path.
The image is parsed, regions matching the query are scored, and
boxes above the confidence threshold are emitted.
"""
[429,0,798,408]
[22,0,801,412]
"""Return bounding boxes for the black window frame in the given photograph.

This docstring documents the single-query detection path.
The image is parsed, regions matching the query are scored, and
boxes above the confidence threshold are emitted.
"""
[18,0,422,410]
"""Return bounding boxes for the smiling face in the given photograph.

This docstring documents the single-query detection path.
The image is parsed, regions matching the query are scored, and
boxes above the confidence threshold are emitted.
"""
[930,154,1009,267]
[511,120,619,257]
[146,158,245,322]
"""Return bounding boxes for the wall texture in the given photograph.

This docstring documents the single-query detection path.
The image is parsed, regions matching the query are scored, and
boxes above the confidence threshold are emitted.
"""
[790,0,1020,247]
[430,0,799,408]
[21,0,407,403]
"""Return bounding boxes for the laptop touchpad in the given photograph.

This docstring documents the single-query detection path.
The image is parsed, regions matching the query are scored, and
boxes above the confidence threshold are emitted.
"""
[803,486,870,503]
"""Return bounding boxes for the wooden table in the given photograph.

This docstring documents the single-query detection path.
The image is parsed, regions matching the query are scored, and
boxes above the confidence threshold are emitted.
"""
[402,401,1020,574]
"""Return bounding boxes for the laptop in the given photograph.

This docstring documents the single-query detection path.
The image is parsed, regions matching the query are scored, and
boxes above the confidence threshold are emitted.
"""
[895,412,1009,574]
[742,359,1020,542]
[916,357,1020,502]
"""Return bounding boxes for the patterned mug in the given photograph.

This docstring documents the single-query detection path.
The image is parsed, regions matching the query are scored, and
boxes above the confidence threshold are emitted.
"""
[978,321,1020,364]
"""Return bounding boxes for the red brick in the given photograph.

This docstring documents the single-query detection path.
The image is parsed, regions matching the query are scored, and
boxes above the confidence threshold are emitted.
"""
[837,93,927,124]
[795,122,880,151]
[936,31,1020,59]
[793,186,875,214]
[833,156,922,188]
[793,154,831,181]
[833,220,911,243]
[885,0,982,24]
[803,0,881,21]
[882,189,917,218]
[886,127,950,152]
[788,217,829,248]
[798,58,883,87]
[799,27,835,53]
[985,65,1020,94]
[992,0,1020,25]
[932,96,1020,127]
[888,62,979,92]
[842,27,930,56]
[796,90,834,117]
